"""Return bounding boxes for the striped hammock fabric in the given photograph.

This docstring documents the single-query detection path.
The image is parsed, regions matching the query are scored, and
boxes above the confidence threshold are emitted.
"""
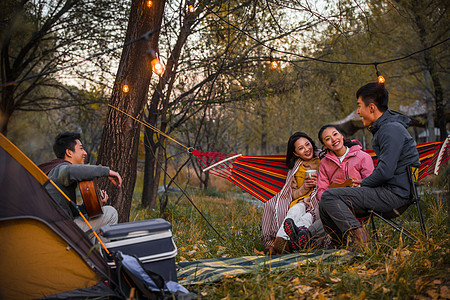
[192,136,450,203]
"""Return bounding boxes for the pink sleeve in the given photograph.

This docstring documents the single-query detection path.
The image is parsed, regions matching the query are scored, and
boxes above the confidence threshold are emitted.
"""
[360,152,375,179]
[316,162,330,200]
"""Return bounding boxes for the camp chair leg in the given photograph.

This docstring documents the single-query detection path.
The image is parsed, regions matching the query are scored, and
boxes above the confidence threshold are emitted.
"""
[370,211,417,243]
[370,215,379,241]
[416,201,427,237]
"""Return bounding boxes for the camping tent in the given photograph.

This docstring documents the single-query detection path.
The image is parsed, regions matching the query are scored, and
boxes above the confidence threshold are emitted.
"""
[0,133,120,299]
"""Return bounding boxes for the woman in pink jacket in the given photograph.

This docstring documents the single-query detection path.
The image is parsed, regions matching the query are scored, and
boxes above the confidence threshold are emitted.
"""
[316,125,374,201]
[284,125,374,249]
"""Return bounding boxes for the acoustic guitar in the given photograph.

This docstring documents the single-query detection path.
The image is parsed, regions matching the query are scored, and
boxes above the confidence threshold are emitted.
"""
[329,178,354,189]
[79,178,104,218]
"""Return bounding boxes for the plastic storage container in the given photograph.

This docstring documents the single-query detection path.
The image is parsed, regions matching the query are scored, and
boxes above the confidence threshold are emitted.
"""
[100,218,178,282]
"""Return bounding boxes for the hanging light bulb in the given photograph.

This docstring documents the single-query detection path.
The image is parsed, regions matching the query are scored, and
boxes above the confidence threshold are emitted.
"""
[122,79,129,93]
[147,0,152,8]
[375,64,385,84]
[270,59,279,69]
[269,54,278,69]
[148,49,165,75]
[188,0,195,13]
[377,70,385,84]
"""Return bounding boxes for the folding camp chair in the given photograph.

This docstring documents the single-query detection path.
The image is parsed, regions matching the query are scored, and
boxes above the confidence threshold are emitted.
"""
[367,165,427,243]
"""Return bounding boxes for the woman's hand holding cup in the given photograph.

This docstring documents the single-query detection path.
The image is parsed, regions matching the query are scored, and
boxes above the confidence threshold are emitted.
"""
[304,170,318,188]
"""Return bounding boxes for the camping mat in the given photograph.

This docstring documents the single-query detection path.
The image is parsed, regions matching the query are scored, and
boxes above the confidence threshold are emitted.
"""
[177,249,353,285]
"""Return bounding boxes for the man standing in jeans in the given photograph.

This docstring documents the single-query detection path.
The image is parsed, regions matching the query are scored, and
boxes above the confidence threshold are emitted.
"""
[319,82,420,248]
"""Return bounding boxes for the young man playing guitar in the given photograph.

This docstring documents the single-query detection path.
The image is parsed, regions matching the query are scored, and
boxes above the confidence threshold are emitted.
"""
[39,132,122,240]
[319,82,420,249]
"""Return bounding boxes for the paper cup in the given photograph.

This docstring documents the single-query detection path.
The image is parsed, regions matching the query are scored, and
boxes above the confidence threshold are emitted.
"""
[305,169,317,179]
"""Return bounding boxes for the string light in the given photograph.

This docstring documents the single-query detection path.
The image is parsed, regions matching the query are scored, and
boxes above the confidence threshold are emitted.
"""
[188,0,195,13]
[148,49,165,75]
[122,79,129,93]
[270,60,278,69]
[1,8,447,90]
[375,65,385,84]
[147,0,152,8]
[269,52,278,69]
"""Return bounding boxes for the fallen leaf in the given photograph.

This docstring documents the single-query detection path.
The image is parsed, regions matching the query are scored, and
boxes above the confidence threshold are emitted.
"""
[337,293,350,300]
[179,256,188,262]
[440,286,450,299]
[187,250,196,257]
[330,277,342,282]
[382,287,391,293]
[291,277,301,285]
[293,285,313,294]
[426,289,439,299]
[254,248,265,255]
[318,293,328,300]
[359,291,367,299]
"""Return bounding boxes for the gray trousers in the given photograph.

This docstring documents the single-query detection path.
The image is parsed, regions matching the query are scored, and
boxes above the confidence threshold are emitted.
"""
[319,186,410,241]
[74,205,118,242]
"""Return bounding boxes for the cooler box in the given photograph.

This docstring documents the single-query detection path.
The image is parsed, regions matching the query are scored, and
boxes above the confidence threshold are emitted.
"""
[100,218,178,282]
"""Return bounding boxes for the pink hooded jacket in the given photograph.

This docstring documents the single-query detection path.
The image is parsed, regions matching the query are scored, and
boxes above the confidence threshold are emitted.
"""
[317,144,374,200]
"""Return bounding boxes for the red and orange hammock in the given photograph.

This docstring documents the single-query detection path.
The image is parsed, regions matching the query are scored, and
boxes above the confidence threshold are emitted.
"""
[193,136,450,203]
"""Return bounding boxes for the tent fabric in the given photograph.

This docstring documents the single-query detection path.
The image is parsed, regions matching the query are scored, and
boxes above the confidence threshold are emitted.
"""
[0,218,100,299]
[177,249,355,285]
[0,133,117,299]
[38,282,119,300]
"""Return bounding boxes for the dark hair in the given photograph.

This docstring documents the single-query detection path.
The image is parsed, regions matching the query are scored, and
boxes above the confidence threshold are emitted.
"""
[317,124,359,157]
[286,131,317,169]
[356,82,388,112]
[53,132,81,158]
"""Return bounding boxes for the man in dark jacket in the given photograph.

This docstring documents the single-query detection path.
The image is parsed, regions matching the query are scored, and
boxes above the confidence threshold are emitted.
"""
[39,132,122,240]
[319,82,420,248]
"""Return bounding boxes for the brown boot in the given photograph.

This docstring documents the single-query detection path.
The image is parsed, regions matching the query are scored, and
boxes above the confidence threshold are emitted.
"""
[273,237,291,254]
[348,227,369,249]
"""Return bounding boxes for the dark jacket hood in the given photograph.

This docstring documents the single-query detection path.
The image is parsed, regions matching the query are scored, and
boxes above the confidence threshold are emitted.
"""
[38,158,69,175]
[369,110,411,135]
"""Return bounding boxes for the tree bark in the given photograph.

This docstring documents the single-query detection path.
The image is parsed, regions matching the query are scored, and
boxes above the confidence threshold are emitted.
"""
[97,0,166,222]
[141,6,201,209]
[396,0,448,141]
[414,12,446,141]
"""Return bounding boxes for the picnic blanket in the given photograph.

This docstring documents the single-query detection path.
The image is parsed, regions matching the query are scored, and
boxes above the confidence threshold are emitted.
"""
[177,249,354,285]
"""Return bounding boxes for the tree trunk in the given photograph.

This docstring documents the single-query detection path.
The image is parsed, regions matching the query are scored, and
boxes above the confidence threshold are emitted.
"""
[406,0,447,141]
[424,53,446,141]
[0,85,15,135]
[141,7,200,209]
[141,124,158,208]
[97,0,166,222]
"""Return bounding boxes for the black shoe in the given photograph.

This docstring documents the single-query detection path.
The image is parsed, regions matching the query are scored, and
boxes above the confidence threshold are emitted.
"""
[283,218,299,251]
[297,227,311,249]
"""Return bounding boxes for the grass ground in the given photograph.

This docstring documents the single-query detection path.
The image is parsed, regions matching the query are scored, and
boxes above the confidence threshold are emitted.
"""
[130,173,449,299]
